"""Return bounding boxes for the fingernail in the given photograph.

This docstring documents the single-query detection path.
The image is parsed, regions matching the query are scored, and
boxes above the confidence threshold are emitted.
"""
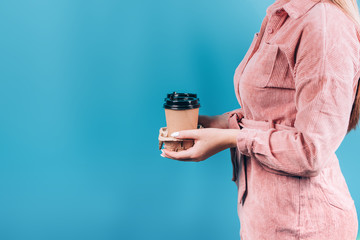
[160,153,165,157]
[171,132,179,137]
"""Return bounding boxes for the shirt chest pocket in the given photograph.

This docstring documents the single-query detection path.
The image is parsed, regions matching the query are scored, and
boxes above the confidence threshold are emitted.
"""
[253,43,295,89]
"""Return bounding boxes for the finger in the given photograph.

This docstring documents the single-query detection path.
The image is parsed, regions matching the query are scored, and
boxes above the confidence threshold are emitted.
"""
[170,129,200,140]
[162,148,196,161]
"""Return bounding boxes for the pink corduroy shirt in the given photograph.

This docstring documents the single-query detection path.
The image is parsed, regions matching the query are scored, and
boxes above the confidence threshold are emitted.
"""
[225,0,360,239]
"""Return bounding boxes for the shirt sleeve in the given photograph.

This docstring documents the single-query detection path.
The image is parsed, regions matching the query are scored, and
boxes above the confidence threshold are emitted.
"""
[236,11,360,177]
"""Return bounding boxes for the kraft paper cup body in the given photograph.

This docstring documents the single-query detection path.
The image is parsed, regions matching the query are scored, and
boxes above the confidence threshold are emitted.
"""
[165,108,199,136]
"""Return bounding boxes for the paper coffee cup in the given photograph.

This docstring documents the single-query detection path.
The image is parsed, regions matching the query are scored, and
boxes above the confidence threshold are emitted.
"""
[163,92,200,150]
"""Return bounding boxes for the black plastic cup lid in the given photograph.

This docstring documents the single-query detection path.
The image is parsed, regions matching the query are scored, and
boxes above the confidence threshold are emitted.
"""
[163,92,200,110]
[166,92,197,99]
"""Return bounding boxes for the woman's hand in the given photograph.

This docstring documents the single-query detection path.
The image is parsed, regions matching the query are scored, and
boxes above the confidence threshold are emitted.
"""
[198,114,229,129]
[161,128,240,162]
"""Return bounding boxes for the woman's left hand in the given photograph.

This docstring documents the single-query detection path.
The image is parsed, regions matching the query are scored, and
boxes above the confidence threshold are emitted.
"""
[161,128,239,162]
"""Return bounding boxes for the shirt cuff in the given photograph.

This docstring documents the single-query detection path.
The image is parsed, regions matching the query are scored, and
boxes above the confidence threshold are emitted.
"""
[225,108,244,129]
[237,128,272,156]
[236,128,256,156]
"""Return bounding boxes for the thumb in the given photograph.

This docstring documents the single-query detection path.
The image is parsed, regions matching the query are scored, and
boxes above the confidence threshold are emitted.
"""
[170,129,199,139]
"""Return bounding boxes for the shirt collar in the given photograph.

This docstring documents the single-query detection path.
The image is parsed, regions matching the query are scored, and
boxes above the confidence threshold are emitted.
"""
[266,0,321,19]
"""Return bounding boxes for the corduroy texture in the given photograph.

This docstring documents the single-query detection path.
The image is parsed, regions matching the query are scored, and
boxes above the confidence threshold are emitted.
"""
[227,0,360,238]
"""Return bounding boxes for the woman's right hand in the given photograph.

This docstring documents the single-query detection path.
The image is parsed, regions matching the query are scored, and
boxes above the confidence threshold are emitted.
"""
[199,114,229,129]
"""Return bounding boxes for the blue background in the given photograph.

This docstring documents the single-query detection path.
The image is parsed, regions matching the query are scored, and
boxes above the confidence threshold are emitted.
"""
[0,0,359,239]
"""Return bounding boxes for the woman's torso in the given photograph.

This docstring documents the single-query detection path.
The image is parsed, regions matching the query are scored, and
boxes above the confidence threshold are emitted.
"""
[233,0,360,239]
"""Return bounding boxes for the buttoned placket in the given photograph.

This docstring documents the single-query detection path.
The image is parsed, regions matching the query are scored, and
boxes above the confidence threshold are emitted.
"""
[238,9,288,76]
[234,7,290,205]
[264,9,287,44]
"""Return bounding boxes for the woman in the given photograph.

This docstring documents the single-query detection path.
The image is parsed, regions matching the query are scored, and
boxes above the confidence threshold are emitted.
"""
[161,0,360,238]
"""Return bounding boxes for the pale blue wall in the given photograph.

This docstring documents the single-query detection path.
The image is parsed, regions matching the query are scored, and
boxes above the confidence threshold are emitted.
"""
[0,0,359,239]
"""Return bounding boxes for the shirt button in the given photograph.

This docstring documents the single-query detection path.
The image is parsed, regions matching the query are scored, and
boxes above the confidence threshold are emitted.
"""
[267,28,274,34]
